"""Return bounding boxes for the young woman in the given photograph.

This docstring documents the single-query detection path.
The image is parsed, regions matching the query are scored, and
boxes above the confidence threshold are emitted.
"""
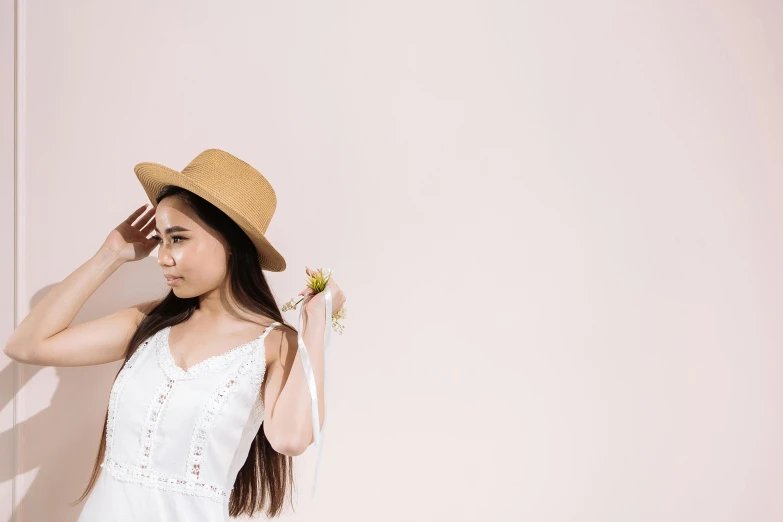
[3,149,346,520]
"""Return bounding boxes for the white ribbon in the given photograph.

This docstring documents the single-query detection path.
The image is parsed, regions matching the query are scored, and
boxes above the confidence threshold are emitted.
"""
[296,268,332,499]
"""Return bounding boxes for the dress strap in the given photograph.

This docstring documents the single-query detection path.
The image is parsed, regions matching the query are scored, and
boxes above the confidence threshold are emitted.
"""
[258,321,281,340]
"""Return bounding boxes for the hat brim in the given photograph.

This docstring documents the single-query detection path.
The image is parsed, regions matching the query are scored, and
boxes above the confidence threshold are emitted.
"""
[134,162,287,272]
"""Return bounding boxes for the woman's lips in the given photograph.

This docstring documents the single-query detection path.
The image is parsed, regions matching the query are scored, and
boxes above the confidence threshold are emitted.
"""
[165,277,182,286]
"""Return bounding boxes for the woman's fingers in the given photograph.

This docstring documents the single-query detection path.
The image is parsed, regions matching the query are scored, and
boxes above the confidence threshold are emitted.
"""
[125,204,151,226]
[139,216,156,236]
[131,208,155,232]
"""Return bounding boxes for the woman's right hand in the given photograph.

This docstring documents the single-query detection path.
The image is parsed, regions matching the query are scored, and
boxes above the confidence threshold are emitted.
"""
[101,204,158,263]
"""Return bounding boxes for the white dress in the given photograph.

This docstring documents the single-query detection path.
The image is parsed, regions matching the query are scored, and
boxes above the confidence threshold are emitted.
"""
[77,321,281,522]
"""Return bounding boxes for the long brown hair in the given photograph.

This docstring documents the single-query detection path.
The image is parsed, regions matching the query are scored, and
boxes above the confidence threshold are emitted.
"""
[72,185,298,518]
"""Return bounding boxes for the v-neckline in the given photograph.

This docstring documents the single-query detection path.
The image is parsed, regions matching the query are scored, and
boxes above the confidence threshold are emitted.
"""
[163,324,269,376]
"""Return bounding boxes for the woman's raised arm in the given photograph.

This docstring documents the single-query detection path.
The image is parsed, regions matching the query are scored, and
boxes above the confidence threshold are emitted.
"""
[3,204,160,366]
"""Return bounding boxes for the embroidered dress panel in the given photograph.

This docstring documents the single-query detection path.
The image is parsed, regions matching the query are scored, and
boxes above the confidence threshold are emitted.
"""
[77,322,281,522]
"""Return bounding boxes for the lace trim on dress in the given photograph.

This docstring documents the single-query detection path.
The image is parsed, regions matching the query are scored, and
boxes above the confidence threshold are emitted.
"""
[137,377,178,469]
[100,456,230,504]
[185,323,278,482]
[250,390,265,425]
[248,334,271,424]
[157,325,271,381]
[106,337,154,458]
[102,322,279,502]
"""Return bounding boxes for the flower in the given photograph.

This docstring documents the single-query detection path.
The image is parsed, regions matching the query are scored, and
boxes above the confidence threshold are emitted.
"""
[281,268,346,334]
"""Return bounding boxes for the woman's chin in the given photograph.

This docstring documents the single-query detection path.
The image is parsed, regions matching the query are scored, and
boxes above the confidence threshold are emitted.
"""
[169,286,190,298]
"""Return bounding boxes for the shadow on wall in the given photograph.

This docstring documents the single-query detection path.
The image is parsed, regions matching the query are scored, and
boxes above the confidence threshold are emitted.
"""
[1,255,167,522]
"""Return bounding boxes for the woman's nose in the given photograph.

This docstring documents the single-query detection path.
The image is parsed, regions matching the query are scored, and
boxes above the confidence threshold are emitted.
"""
[158,249,174,267]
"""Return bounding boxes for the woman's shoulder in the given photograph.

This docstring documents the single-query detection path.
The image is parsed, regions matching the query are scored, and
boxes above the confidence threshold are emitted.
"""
[261,321,297,366]
[242,314,291,332]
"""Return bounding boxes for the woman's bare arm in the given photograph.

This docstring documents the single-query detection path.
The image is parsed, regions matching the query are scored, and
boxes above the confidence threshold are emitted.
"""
[261,271,345,455]
[262,311,327,456]
[3,246,155,366]
[3,204,161,366]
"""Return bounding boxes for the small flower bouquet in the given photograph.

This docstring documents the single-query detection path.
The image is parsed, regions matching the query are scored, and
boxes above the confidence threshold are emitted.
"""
[281,267,347,334]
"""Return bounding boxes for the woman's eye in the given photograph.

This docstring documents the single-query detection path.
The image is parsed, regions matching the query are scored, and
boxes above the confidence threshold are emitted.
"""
[150,235,185,243]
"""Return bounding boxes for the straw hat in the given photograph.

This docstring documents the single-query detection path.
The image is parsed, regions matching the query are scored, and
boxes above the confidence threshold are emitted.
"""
[134,148,286,272]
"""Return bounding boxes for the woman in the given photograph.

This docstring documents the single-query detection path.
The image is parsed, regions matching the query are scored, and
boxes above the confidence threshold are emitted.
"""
[3,149,346,520]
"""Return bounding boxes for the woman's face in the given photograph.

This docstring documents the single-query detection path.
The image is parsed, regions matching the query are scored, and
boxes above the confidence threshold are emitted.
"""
[152,196,231,299]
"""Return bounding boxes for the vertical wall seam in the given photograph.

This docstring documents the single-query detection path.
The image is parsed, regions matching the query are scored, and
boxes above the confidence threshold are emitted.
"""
[12,0,23,519]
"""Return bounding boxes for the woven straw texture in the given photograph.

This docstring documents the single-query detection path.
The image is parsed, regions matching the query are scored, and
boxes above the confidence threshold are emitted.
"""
[134,149,286,272]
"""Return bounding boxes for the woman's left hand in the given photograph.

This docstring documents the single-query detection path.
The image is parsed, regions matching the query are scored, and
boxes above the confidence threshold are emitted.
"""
[299,267,346,317]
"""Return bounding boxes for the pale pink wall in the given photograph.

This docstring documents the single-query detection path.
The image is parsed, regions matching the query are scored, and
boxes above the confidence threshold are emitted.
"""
[1,0,17,519]
[3,0,783,521]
